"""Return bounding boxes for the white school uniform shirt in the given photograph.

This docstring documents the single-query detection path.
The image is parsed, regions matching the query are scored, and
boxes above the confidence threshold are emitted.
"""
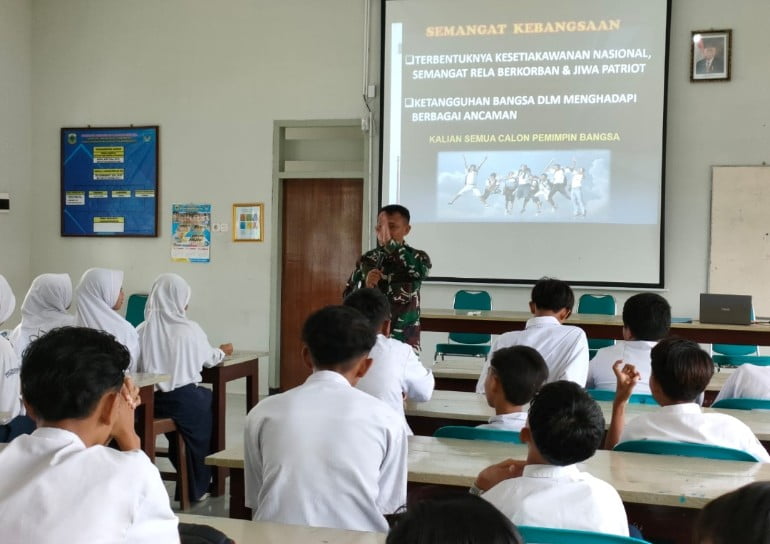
[356,334,434,422]
[9,273,75,358]
[0,427,179,543]
[476,316,589,393]
[0,275,21,422]
[571,171,584,188]
[618,403,770,462]
[137,273,224,391]
[586,340,657,394]
[714,364,770,402]
[482,464,629,536]
[74,268,140,372]
[244,370,408,532]
[476,411,528,432]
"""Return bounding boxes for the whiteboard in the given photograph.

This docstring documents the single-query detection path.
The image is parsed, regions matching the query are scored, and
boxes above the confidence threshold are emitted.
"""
[709,166,770,317]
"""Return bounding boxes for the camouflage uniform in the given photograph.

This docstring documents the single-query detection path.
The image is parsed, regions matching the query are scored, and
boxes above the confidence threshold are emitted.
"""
[343,240,431,351]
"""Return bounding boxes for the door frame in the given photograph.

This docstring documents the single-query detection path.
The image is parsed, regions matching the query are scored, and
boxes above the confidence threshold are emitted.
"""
[269,119,374,391]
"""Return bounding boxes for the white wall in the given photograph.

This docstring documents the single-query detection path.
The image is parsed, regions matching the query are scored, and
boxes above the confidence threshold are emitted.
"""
[0,0,31,326]
[4,1,769,382]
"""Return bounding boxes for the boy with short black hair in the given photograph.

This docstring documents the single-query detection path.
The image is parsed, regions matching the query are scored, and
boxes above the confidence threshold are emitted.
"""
[476,278,588,393]
[244,305,408,532]
[0,327,179,542]
[474,381,629,536]
[478,346,549,432]
[344,205,431,350]
[606,337,770,461]
[586,293,671,394]
[344,288,434,425]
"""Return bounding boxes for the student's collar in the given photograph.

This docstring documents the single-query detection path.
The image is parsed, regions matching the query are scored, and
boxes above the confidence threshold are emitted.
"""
[308,369,352,387]
[525,315,561,328]
[659,402,701,414]
[522,464,581,478]
[32,426,88,449]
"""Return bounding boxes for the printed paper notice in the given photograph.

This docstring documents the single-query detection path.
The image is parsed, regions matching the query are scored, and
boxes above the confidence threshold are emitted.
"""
[93,217,125,233]
[66,191,85,205]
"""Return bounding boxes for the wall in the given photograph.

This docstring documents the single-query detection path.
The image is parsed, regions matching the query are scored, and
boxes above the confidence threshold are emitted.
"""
[0,0,31,325]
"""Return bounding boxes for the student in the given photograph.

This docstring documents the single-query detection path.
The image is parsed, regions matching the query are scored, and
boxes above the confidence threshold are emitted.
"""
[244,305,407,532]
[474,381,629,536]
[387,495,523,544]
[9,273,75,358]
[0,274,33,441]
[343,205,431,351]
[478,345,549,432]
[586,293,671,394]
[692,482,770,544]
[74,267,140,372]
[137,273,233,503]
[0,327,179,542]
[714,363,770,403]
[606,337,770,461]
[476,278,589,393]
[343,287,434,426]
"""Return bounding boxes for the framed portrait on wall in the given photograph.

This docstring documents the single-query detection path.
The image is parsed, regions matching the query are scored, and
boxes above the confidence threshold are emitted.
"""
[233,203,264,242]
[691,30,731,82]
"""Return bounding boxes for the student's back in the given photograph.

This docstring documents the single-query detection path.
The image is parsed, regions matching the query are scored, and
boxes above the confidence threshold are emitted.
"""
[0,275,21,421]
[714,364,770,403]
[244,306,407,532]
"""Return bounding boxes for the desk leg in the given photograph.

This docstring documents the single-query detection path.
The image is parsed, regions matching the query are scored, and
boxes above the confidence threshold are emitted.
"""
[136,386,155,460]
[209,375,227,497]
[246,358,259,410]
[228,467,251,520]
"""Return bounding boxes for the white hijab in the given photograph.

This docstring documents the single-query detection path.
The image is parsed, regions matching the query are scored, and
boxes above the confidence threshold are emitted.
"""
[137,273,216,391]
[0,274,22,419]
[10,273,75,358]
[74,268,139,372]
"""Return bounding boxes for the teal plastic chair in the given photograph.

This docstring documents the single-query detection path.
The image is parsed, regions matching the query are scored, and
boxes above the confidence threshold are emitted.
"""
[434,425,522,444]
[517,526,651,544]
[435,290,492,361]
[614,439,759,461]
[125,294,148,327]
[711,309,770,366]
[577,294,616,359]
[712,398,770,410]
[587,389,658,405]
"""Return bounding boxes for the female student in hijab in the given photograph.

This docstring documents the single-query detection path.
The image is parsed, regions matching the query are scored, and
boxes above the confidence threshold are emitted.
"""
[137,272,233,502]
[9,273,75,358]
[74,268,139,372]
[0,275,36,441]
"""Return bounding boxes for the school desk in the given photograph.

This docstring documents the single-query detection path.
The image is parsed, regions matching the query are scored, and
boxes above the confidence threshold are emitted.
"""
[200,350,266,496]
[421,308,770,345]
[404,390,770,442]
[131,372,171,459]
[206,437,769,543]
[177,513,386,544]
[431,359,735,400]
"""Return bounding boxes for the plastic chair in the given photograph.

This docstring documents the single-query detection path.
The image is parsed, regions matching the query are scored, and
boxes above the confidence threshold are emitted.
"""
[711,308,770,366]
[614,439,759,461]
[435,290,492,361]
[434,425,522,444]
[125,294,148,327]
[577,294,616,359]
[712,398,770,410]
[586,389,658,405]
[517,526,652,544]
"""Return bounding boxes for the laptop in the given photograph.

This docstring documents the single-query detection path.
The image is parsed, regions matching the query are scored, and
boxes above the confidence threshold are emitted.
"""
[699,293,753,325]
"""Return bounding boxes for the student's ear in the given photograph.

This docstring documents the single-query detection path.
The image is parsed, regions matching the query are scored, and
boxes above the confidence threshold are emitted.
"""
[520,426,532,444]
[556,307,572,321]
[354,357,374,380]
[98,390,121,427]
[22,399,37,423]
[381,319,392,337]
[528,301,536,314]
[301,345,315,372]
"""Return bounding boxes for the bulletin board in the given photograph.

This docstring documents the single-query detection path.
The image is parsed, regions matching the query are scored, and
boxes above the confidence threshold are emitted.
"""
[709,166,770,317]
[61,126,159,236]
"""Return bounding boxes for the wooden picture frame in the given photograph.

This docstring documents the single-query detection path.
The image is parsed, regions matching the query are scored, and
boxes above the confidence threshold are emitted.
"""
[691,29,731,82]
[233,203,264,242]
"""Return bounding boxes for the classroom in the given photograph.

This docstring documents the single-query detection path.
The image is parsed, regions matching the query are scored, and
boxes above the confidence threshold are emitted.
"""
[1,0,770,542]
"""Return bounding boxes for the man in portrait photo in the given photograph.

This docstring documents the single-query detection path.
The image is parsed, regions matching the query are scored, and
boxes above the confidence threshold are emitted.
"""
[695,36,725,75]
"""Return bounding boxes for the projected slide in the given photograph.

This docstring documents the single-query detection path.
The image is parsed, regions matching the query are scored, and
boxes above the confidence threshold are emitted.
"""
[383,0,667,285]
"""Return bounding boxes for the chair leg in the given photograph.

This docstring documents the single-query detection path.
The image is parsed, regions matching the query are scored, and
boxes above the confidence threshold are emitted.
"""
[175,431,190,511]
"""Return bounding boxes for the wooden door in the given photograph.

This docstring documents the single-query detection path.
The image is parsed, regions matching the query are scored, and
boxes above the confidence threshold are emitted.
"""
[280,178,363,390]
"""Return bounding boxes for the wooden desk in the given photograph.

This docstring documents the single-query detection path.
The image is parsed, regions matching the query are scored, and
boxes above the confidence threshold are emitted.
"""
[177,514,386,543]
[200,351,265,496]
[131,372,170,460]
[405,390,770,441]
[421,308,770,345]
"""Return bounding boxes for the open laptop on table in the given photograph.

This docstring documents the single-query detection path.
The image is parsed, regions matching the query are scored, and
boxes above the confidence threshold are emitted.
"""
[699,293,753,325]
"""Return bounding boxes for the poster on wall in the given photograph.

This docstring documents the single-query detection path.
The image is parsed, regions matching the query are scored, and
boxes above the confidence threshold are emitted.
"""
[171,203,211,263]
[60,126,159,236]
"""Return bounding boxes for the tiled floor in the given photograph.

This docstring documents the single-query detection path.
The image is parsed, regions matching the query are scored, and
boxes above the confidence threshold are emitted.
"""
[159,392,251,517]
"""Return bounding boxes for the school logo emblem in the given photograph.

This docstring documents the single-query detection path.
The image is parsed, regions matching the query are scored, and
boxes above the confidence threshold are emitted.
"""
[143,134,152,142]
[67,133,77,145]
